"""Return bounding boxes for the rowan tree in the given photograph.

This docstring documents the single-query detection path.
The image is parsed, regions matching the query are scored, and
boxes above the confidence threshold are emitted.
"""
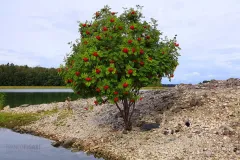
[59,5,181,131]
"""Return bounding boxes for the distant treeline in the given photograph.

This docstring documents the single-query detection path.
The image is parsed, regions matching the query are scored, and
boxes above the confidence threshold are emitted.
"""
[0,63,65,86]
[0,63,181,87]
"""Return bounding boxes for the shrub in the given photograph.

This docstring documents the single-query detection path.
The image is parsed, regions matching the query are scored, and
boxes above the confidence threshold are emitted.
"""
[0,93,5,110]
[59,5,181,130]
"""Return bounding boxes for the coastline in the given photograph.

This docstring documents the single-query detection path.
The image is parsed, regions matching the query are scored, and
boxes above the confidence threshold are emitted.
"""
[0,79,240,160]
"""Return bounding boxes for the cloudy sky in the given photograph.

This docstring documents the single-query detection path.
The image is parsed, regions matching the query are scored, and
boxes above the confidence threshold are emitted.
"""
[0,0,239,84]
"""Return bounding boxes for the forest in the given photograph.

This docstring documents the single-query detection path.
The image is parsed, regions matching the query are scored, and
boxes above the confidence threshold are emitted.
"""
[0,63,65,86]
[0,63,180,87]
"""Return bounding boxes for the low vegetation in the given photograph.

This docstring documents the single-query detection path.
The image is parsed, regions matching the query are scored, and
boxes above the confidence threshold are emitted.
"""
[0,93,5,110]
[54,109,73,126]
[0,109,58,129]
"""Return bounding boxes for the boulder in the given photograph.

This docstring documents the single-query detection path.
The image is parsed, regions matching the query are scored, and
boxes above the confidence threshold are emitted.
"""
[62,138,77,148]
[140,123,160,131]
[3,105,10,110]
[51,141,62,147]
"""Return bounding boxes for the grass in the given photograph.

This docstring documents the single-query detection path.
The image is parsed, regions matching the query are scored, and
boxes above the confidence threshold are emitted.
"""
[0,86,70,89]
[0,93,5,110]
[142,86,166,90]
[0,109,59,129]
[54,109,73,126]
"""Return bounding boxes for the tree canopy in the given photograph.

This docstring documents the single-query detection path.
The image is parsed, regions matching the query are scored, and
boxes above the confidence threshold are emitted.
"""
[59,5,181,130]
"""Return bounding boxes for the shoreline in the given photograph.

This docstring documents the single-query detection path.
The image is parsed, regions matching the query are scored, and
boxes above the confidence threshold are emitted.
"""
[0,86,164,90]
[0,86,71,89]
[10,127,120,160]
[0,79,240,160]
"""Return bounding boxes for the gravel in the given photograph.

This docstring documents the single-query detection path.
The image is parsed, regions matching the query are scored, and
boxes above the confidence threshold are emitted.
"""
[1,78,240,160]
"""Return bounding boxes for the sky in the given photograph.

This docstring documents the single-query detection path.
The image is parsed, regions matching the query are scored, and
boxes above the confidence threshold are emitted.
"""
[0,0,240,84]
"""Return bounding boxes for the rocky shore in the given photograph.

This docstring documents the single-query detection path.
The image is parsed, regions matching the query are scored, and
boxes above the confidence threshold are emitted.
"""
[1,78,240,160]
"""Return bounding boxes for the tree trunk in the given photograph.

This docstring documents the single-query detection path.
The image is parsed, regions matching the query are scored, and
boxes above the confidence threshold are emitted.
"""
[122,99,133,131]
[115,98,136,131]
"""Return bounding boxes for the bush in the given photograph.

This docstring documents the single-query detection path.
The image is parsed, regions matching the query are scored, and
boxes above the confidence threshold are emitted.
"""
[0,93,5,110]
[59,5,181,130]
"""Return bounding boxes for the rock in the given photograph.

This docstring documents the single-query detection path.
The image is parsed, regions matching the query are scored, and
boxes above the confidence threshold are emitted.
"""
[155,116,162,124]
[3,105,10,110]
[62,138,76,148]
[202,93,208,98]
[37,110,44,113]
[136,120,145,127]
[71,148,79,152]
[12,127,20,132]
[175,123,183,132]
[114,111,123,118]
[177,78,240,90]
[51,141,61,147]
[187,134,193,138]
[219,125,235,135]
[173,156,184,160]
[163,129,171,135]
[192,130,201,134]
[167,138,176,142]
[233,144,240,155]
[205,151,213,157]
[20,104,30,107]
[185,121,191,127]
[140,123,160,131]
[189,97,203,106]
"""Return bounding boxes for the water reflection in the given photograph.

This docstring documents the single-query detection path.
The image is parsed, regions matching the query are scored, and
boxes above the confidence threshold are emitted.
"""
[0,89,78,108]
[0,128,103,160]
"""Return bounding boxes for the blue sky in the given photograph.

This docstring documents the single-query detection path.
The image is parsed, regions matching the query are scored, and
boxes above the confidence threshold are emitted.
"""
[0,0,239,84]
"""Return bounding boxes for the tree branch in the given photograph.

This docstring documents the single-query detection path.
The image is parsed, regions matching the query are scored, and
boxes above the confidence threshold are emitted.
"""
[115,102,124,118]
[129,102,136,122]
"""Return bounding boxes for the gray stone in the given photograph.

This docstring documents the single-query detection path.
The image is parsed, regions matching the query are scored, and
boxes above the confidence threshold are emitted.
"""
[122,130,128,134]
[205,151,213,157]
[136,120,145,127]
[51,141,61,147]
[37,110,44,113]
[20,104,30,107]
[3,105,10,110]
[163,129,170,135]
[219,125,235,135]
[140,123,160,131]
[62,138,76,148]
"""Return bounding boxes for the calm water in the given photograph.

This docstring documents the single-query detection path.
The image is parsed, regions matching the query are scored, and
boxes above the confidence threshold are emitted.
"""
[0,89,78,108]
[0,128,103,160]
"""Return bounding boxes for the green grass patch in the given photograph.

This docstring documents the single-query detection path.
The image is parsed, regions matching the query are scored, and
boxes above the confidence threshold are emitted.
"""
[142,86,167,90]
[0,93,5,110]
[0,109,59,129]
[39,108,59,116]
[0,86,70,89]
[0,112,39,128]
[54,109,73,126]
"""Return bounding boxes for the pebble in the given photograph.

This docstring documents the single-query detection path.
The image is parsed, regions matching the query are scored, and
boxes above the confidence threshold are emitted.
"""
[2,78,239,160]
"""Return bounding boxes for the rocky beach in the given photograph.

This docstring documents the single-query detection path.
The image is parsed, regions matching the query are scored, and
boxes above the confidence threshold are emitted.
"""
[1,78,240,160]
